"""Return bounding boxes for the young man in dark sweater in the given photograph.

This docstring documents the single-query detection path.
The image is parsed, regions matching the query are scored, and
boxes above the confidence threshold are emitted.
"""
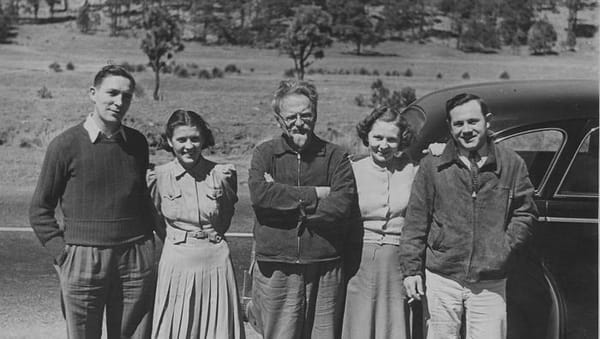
[29,65,159,339]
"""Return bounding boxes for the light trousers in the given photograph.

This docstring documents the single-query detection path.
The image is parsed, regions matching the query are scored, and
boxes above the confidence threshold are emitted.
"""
[55,237,156,339]
[248,260,344,339]
[424,269,506,339]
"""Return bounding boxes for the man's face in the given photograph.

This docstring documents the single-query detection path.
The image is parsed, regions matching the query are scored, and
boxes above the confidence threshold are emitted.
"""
[448,99,490,152]
[89,75,134,128]
[276,93,316,150]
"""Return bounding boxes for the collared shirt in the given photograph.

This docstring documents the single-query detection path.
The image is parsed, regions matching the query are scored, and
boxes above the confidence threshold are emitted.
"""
[457,143,488,169]
[149,158,238,234]
[83,113,127,143]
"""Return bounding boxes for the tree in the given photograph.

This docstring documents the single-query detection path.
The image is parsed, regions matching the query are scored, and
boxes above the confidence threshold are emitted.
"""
[45,0,61,17]
[277,5,332,80]
[565,0,597,50]
[0,4,14,43]
[25,0,40,21]
[329,0,383,55]
[528,19,557,54]
[382,0,427,41]
[499,0,534,46]
[141,7,184,100]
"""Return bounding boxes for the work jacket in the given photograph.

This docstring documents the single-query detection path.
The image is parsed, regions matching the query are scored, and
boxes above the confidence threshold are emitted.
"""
[249,134,356,264]
[400,139,538,283]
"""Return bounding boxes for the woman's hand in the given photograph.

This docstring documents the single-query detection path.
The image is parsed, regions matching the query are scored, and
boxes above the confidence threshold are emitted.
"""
[422,142,446,156]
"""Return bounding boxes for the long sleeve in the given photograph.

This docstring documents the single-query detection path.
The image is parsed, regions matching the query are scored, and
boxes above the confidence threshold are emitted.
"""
[305,153,356,225]
[249,146,318,213]
[400,157,434,277]
[29,138,68,259]
[147,169,166,241]
[505,158,538,251]
[214,164,238,233]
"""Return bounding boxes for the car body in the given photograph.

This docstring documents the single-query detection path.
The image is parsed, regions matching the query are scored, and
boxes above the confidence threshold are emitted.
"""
[404,79,598,339]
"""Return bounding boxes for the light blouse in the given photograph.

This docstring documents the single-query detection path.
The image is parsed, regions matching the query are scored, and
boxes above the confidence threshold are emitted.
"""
[149,158,238,234]
[352,155,418,245]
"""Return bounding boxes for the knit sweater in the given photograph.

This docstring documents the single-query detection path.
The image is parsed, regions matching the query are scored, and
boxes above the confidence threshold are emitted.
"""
[29,122,154,258]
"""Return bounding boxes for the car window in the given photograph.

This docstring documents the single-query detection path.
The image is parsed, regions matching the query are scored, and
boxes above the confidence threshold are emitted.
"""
[557,128,599,197]
[497,129,564,190]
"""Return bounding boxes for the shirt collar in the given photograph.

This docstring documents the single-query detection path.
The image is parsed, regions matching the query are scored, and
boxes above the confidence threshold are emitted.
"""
[83,114,127,143]
[439,138,499,174]
[272,133,327,156]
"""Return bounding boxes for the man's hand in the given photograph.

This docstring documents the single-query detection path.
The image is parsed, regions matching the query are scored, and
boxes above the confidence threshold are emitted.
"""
[264,173,274,182]
[422,142,446,156]
[403,275,425,301]
[315,186,330,200]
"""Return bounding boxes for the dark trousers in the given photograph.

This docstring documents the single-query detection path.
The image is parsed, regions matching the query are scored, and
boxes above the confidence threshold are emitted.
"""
[54,237,156,339]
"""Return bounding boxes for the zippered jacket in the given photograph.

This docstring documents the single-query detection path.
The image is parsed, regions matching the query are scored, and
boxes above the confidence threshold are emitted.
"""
[400,139,538,282]
[249,134,356,263]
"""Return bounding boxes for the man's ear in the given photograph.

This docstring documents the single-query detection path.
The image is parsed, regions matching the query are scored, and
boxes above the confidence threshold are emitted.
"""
[89,87,96,101]
[273,113,285,129]
[485,112,492,128]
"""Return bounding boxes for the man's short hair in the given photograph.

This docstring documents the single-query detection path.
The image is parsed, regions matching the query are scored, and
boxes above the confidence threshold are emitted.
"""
[445,93,489,121]
[93,64,136,90]
[271,80,318,117]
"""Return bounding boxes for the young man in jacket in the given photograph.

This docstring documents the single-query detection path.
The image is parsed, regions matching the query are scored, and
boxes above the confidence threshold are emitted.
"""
[400,93,538,339]
[29,65,159,338]
[246,80,356,338]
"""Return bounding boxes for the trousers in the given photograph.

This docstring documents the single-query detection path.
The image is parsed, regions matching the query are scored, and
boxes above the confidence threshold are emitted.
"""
[424,269,506,339]
[248,260,343,339]
[54,236,156,339]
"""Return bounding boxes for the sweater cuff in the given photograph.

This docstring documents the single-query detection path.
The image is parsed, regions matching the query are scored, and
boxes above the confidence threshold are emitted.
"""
[44,236,66,262]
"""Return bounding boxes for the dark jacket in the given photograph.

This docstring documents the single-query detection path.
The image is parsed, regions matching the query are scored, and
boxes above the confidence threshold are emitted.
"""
[249,134,356,264]
[400,139,538,283]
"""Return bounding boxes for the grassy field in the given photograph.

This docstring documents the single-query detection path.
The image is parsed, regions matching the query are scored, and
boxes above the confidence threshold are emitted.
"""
[0,17,597,338]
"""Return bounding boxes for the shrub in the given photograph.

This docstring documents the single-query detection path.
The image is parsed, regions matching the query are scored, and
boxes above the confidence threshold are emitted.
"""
[385,71,391,76]
[212,67,224,78]
[136,64,146,72]
[76,2,93,33]
[283,68,295,77]
[198,69,212,79]
[134,84,145,98]
[372,70,379,76]
[528,20,557,55]
[49,62,62,72]
[225,64,241,73]
[436,72,443,79]
[364,79,417,110]
[66,62,75,71]
[499,71,510,79]
[358,67,370,76]
[174,65,190,78]
[37,86,53,99]
[354,94,367,107]
[404,68,413,77]
[391,70,400,76]
[250,68,255,72]
[462,72,470,79]
[120,62,136,73]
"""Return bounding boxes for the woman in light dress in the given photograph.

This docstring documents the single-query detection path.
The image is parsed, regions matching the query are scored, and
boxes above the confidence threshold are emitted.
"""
[342,106,426,339]
[149,109,245,339]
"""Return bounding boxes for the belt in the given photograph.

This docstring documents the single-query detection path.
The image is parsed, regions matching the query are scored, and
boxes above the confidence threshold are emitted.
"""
[166,226,223,244]
[364,233,402,246]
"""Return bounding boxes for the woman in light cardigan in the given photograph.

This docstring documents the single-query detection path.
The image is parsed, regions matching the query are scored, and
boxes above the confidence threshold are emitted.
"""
[342,106,424,339]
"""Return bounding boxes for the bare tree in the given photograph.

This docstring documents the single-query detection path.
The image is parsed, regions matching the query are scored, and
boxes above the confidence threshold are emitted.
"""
[141,7,184,100]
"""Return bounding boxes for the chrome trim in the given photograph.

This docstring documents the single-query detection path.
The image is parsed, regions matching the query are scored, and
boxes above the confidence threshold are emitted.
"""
[539,216,599,224]
[495,127,567,196]
[555,126,599,198]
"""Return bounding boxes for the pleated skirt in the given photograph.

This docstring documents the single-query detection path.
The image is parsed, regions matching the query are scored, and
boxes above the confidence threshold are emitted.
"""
[152,236,246,339]
[342,243,409,339]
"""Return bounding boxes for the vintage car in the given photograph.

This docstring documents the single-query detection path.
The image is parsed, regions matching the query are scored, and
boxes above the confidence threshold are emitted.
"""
[404,79,598,339]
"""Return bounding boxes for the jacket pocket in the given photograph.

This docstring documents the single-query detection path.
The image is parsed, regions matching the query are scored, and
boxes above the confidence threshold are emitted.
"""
[161,191,182,219]
[428,214,446,250]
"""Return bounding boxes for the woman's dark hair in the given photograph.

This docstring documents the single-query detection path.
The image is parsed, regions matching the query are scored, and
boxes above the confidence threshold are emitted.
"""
[93,64,136,90]
[163,110,215,152]
[356,106,416,149]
